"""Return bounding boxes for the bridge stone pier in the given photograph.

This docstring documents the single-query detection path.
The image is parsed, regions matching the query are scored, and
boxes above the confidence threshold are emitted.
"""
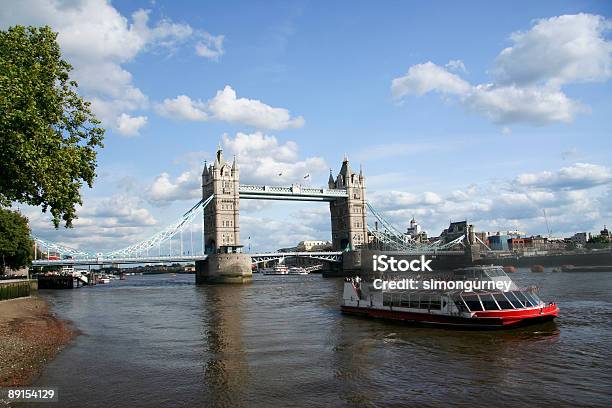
[196,147,252,284]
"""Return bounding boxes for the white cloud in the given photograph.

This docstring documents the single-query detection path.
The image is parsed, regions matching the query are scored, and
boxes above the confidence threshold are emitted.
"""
[446,59,467,73]
[515,163,612,190]
[494,14,612,87]
[145,132,326,206]
[195,32,225,61]
[116,113,147,136]
[392,61,471,98]
[156,86,305,130]
[465,83,584,125]
[0,0,224,135]
[392,62,585,125]
[222,132,325,184]
[369,162,612,238]
[146,170,201,206]
[391,13,610,126]
[25,195,158,252]
[155,95,208,121]
[209,86,305,130]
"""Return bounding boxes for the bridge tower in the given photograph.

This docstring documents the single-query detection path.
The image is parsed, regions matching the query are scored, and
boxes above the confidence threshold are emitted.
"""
[202,147,241,253]
[329,157,368,251]
[198,147,251,284]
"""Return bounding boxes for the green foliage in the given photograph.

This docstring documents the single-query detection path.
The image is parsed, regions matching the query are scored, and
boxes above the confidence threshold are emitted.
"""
[588,235,610,244]
[0,208,33,272]
[0,25,105,227]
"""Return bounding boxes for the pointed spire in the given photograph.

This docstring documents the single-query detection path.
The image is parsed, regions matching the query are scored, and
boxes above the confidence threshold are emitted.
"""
[359,163,364,179]
[202,160,208,176]
[232,154,238,171]
[328,169,334,188]
[339,154,352,178]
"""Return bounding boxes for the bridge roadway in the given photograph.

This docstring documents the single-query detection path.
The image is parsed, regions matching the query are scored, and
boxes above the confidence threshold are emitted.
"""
[31,251,344,266]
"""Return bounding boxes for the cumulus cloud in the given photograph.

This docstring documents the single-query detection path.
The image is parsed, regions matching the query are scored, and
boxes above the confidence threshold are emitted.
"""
[494,13,612,87]
[145,132,326,206]
[156,86,305,130]
[515,163,612,190]
[146,170,201,206]
[391,14,611,126]
[155,95,209,121]
[25,196,158,252]
[446,59,467,73]
[195,32,225,61]
[116,113,147,136]
[241,211,328,251]
[369,162,612,238]
[0,0,224,135]
[222,132,325,184]
[465,83,584,125]
[392,62,471,98]
[370,191,443,210]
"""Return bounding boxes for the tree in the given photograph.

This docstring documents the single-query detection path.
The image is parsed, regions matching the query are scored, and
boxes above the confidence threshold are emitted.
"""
[0,25,105,227]
[587,235,610,246]
[0,208,33,273]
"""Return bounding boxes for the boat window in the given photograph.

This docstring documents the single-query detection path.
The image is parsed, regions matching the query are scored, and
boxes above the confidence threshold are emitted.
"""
[504,291,524,308]
[479,294,500,310]
[429,295,441,310]
[462,295,483,312]
[485,268,506,278]
[454,297,469,313]
[419,295,430,309]
[523,292,540,306]
[493,293,514,309]
[513,291,533,307]
[400,293,411,308]
[409,295,420,309]
[383,293,392,306]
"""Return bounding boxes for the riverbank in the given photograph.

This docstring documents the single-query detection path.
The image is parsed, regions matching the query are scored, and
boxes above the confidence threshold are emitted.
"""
[0,296,77,386]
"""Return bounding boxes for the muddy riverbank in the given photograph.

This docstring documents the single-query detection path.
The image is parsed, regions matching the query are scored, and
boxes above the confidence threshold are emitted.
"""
[0,296,77,387]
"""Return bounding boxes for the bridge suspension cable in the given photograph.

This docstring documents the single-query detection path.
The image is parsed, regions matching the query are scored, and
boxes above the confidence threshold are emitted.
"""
[365,201,466,253]
[104,195,214,259]
[31,195,215,261]
[31,236,93,259]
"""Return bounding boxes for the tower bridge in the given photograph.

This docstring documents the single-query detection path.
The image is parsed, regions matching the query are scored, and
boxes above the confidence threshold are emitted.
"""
[198,147,368,282]
[31,147,473,282]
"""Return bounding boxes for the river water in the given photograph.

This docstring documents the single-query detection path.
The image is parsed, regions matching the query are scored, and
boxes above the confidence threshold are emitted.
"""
[28,270,611,407]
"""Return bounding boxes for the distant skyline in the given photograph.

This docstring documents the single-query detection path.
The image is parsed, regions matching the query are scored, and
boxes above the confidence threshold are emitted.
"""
[1,0,611,252]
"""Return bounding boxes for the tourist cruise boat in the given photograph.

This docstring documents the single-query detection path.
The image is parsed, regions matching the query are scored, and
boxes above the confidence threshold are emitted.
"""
[261,265,308,275]
[261,264,290,275]
[341,265,558,329]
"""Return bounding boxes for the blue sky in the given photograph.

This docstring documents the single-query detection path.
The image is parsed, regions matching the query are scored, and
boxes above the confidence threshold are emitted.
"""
[2,0,611,252]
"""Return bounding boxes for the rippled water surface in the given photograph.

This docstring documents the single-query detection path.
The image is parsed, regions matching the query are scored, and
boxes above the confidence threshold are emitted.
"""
[29,270,612,407]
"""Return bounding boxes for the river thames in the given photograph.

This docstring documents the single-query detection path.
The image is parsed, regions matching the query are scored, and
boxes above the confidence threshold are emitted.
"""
[28,269,611,407]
